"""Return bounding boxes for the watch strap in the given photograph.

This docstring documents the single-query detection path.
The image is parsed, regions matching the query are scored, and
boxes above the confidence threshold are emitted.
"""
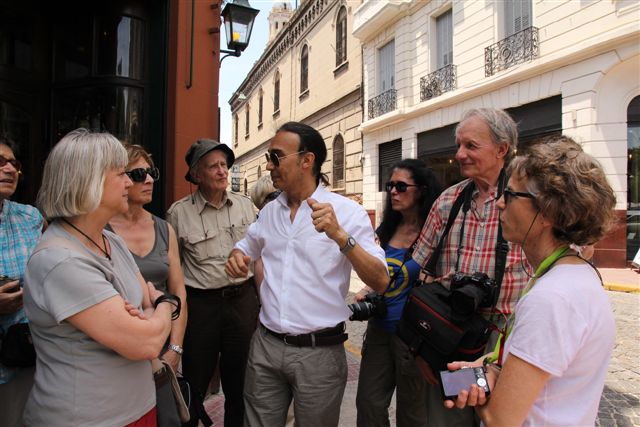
[168,343,183,355]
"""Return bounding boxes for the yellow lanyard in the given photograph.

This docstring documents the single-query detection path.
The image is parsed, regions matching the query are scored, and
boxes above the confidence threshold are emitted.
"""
[488,246,570,364]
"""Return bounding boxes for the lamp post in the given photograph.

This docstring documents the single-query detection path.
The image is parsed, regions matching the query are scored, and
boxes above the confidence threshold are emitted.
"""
[220,0,260,64]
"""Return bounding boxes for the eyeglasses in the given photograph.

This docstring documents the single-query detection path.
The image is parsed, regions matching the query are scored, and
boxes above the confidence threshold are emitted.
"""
[265,151,305,167]
[501,188,535,203]
[0,155,21,172]
[264,190,281,204]
[385,181,419,193]
[126,167,160,183]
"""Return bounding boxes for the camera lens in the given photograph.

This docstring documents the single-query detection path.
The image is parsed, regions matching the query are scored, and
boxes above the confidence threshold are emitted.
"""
[348,301,373,321]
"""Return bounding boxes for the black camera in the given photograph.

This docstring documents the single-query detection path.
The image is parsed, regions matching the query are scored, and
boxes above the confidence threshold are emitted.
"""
[450,272,498,316]
[348,292,387,321]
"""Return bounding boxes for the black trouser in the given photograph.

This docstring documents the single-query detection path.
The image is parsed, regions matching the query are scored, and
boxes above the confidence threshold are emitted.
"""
[182,278,259,427]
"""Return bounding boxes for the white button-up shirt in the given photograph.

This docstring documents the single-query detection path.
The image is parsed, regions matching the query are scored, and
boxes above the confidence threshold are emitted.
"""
[235,185,386,334]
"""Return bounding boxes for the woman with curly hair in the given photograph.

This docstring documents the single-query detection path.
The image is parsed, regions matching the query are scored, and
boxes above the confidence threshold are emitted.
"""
[445,135,617,427]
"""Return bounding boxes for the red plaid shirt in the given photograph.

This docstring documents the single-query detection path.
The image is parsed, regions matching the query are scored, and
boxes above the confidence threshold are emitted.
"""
[413,179,529,315]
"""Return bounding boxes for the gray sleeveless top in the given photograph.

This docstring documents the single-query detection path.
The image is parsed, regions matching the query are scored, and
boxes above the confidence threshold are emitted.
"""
[107,215,170,292]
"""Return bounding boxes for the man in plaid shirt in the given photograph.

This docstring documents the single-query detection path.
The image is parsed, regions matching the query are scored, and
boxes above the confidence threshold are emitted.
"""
[412,108,529,426]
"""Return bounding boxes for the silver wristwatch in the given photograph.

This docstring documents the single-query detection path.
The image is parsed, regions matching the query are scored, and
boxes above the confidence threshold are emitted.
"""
[340,235,356,254]
[168,343,183,355]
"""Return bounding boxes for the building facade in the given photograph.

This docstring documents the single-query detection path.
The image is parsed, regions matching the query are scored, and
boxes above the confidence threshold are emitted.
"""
[0,0,224,213]
[230,0,365,200]
[353,0,640,267]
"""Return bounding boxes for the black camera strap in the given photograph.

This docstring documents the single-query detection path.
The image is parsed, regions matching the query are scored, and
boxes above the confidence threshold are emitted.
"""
[422,170,509,310]
[422,180,474,277]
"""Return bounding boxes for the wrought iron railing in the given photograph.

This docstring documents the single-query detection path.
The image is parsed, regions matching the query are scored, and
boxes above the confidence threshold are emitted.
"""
[420,64,457,102]
[368,89,397,119]
[485,26,539,77]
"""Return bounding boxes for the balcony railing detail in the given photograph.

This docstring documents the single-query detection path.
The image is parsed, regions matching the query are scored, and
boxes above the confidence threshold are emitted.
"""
[485,26,539,77]
[368,89,397,119]
[420,64,457,102]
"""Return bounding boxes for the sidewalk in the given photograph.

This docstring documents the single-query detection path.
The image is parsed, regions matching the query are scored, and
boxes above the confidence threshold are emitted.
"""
[599,267,640,293]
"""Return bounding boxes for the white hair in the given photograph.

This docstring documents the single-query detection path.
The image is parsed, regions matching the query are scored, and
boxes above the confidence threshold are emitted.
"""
[37,129,128,219]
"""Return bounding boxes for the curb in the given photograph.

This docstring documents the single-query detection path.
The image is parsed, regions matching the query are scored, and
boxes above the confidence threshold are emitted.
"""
[603,282,640,294]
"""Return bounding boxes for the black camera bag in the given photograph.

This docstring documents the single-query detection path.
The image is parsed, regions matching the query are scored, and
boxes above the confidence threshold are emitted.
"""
[397,177,508,372]
[397,281,492,371]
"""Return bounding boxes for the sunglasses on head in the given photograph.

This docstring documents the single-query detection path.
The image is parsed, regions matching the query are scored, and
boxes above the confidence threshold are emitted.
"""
[501,188,535,203]
[385,181,418,193]
[0,155,21,172]
[265,150,305,167]
[126,167,160,183]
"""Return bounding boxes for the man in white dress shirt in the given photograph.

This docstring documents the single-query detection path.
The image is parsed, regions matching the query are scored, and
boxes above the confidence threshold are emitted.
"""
[225,122,389,427]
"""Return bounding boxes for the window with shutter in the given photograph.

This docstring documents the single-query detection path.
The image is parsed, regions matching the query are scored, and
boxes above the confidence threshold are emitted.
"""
[377,40,395,94]
[378,139,402,191]
[436,9,453,68]
[505,0,531,37]
[332,135,345,188]
[335,7,347,66]
[300,45,309,93]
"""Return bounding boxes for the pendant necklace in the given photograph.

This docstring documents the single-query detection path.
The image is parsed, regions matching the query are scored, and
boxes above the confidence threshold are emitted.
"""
[61,218,112,261]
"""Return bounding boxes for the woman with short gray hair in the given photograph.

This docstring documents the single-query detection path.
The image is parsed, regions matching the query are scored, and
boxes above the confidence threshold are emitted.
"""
[23,129,174,426]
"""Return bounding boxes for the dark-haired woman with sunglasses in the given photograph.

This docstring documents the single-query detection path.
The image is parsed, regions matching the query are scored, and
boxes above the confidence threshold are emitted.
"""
[355,159,442,427]
[108,144,187,373]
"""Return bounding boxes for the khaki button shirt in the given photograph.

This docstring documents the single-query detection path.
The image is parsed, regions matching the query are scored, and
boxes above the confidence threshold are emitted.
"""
[167,190,256,289]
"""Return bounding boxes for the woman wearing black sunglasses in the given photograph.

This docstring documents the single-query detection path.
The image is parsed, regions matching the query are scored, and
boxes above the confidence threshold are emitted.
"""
[355,159,442,427]
[108,144,187,373]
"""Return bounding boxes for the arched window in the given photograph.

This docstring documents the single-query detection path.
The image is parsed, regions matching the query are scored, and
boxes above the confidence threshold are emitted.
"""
[258,88,263,125]
[234,114,239,145]
[627,95,640,260]
[245,105,250,137]
[300,45,309,93]
[335,6,347,66]
[332,135,345,188]
[274,71,280,112]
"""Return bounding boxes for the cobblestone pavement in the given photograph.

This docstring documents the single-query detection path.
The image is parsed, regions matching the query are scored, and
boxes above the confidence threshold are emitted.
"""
[596,291,640,427]
[204,290,639,426]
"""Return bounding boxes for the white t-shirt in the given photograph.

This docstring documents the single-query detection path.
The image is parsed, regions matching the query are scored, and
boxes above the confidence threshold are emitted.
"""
[502,263,615,426]
[235,185,386,334]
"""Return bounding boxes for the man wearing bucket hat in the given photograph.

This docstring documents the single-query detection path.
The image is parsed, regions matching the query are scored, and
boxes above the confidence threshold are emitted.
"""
[167,138,258,427]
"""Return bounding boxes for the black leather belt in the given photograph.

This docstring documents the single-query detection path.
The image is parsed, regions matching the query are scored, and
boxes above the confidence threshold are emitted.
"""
[187,277,254,298]
[262,322,348,347]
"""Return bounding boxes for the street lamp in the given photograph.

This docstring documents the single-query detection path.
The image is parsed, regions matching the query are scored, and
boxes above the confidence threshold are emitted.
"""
[220,0,260,63]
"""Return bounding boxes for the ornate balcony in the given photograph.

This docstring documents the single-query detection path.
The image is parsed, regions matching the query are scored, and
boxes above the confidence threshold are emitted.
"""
[368,89,397,119]
[420,64,457,102]
[485,26,539,77]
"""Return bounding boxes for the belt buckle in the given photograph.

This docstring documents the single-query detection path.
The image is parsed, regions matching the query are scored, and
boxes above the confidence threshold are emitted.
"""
[283,334,294,346]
